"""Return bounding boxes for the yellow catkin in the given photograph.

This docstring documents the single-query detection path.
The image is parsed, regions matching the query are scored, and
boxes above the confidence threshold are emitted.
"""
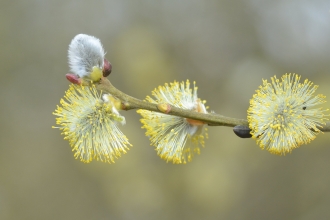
[137,80,208,164]
[247,73,329,155]
[53,84,132,163]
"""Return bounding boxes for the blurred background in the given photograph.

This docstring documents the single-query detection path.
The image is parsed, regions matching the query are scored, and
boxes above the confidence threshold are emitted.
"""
[1,0,330,219]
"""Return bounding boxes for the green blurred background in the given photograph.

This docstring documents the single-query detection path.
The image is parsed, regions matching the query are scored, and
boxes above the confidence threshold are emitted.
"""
[1,0,330,219]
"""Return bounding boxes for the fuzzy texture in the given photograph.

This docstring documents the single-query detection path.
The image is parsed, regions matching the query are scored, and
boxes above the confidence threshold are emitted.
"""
[68,34,105,80]
[53,84,131,163]
[137,80,208,164]
[247,73,329,155]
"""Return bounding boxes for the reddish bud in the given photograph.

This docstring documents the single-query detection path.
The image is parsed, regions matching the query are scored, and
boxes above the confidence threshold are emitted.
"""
[66,73,82,85]
[103,59,112,77]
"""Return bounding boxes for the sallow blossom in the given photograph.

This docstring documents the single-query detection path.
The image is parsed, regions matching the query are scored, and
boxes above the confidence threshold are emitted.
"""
[247,73,329,155]
[53,84,131,163]
[137,80,208,164]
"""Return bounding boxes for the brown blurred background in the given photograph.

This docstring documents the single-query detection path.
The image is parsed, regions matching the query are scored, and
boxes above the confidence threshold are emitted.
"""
[1,0,330,219]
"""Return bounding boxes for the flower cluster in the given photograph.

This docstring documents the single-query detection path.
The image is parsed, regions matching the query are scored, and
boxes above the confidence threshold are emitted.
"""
[54,34,330,165]
[247,73,329,155]
[137,80,208,164]
[53,84,131,163]
[53,34,129,163]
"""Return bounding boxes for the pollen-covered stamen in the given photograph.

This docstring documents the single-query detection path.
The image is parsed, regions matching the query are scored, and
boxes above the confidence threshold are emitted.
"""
[137,80,209,164]
[247,73,329,155]
[53,84,132,163]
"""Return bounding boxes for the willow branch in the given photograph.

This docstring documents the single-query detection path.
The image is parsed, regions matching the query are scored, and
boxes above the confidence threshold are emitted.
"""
[96,78,247,127]
[95,77,330,132]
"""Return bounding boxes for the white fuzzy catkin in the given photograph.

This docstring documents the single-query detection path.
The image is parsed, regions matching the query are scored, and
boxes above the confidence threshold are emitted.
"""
[68,34,105,78]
